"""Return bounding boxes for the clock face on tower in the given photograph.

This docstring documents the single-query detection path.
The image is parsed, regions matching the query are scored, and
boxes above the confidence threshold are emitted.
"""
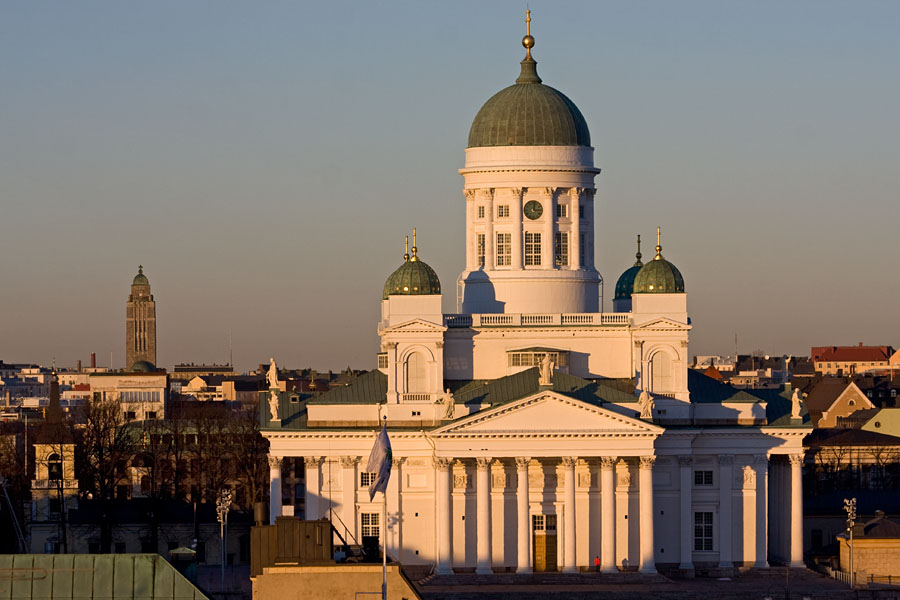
[523,200,543,220]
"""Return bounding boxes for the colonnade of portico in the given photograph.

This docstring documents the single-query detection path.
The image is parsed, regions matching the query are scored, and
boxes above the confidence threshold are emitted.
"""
[267,451,805,572]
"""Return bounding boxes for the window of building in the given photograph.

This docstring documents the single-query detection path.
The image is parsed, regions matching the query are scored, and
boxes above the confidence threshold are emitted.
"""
[124,411,136,421]
[532,514,545,531]
[48,498,61,517]
[360,472,376,488]
[525,232,541,266]
[476,233,486,268]
[848,400,855,406]
[361,512,380,539]
[508,351,568,368]
[694,512,713,551]
[146,411,157,420]
[892,389,897,398]
[47,453,62,481]
[498,205,509,218]
[496,233,512,266]
[477,206,485,219]
[694,470,713,486]
[377,353,388,369]
[650,351,673,393]
[404,352,426,394]
[555,232,569,266]
[556,204,567,218]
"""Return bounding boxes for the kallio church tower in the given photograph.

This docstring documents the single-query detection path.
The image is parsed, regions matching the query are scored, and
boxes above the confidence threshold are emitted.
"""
[125,265,157,370]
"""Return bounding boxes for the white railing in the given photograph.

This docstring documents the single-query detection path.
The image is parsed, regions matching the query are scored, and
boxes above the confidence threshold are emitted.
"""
[32,479,78,490]
[401,393,432,403]
[444,313,630,328]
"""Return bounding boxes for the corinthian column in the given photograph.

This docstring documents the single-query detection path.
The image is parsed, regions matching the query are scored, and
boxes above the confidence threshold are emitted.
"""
[718,455,733,569]
[600,457,617,572]
[434,457,453,574]
[561,457,578,572]
[268,455,282,524]
[542,188,555,268]
[515,457,531,573]
[511,188,524,269]
[639,456,656,573]
[475,457,492,574]
[789,454,804,567]
[754,455,769,567]
[678,456,693,571]
[304,456,321,521]
[570,188,581,269]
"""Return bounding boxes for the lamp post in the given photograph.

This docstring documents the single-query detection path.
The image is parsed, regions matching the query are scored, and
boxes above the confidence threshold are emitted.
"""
[843,497,857,588]
[216,489,233,590]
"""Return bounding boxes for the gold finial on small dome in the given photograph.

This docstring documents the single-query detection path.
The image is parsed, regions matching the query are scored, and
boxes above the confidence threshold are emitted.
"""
[403,236,410,262]
[654,226,662,260]
[138,265,143,274]
[410,227,419,261]
[522,9,535,59]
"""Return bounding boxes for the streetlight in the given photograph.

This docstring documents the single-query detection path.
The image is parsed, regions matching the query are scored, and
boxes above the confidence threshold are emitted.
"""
[843,497,857,588]
[216,489,233,590]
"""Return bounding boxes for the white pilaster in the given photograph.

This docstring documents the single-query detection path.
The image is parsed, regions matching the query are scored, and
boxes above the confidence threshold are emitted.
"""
[341,456,358,540]
[475,457,492,574]
[304,456,320,521]
[465,190,476,270]
[485,189,495,270]
[434,457,453,574]
[789,454,804,567]
[754,455,769,568]
[268,455,282,525]
[512,188,524,269]
[542,188,554,268]
[562,457,577,572]
[515,457,531,573]
[678,456,694,571]
[570,188,580,269]
[639,456,656,573]
[600,457,616,573]
[718,455,733,569]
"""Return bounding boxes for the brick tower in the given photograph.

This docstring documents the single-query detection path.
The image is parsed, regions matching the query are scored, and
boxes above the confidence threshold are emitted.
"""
[125,265,157,369]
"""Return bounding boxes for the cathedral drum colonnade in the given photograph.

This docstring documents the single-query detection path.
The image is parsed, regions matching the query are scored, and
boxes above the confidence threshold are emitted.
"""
[261,14,810,575]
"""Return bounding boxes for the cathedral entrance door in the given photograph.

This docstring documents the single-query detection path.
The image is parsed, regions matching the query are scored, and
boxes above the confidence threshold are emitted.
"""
[532,514,557,572]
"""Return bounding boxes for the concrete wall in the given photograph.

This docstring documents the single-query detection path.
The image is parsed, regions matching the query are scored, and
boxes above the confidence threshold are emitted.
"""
[253,564,420,600]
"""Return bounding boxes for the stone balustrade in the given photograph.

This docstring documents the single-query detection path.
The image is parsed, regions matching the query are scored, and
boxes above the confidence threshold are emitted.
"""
[444,312,630,328]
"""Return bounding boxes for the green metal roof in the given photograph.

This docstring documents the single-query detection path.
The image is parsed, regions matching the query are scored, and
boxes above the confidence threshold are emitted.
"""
[382,258,441,300]
[614,265,642,300]
[0,554,207,600]
[633,255,685,294]
[467,58,590,148]
[132,266,149,286]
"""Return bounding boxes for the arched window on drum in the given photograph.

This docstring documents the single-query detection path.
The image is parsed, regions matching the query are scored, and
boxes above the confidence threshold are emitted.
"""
[405,352,427,394]
[650,351,673,394]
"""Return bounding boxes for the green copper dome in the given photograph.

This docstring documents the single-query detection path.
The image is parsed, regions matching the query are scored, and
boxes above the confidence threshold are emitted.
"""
[633,238,684,294]
[382,248,441,300]
[132,265,149,286]
[467,55,590,148]
[614,236,644,300]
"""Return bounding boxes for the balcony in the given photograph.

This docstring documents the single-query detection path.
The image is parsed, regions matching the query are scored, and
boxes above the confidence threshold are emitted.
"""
[444,313,630,328]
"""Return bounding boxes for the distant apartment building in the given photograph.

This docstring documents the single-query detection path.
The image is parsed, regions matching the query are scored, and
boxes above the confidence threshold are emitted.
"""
[812,343,894,376]
[89,367,168,421]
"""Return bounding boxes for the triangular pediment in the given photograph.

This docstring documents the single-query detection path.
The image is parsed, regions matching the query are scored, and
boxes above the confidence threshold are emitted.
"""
[434,392,663,437]
[382,318,447,334]
[633,317,691,331]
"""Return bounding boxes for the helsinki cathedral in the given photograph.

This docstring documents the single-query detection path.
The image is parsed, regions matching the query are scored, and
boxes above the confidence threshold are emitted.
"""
[262,15,810,576]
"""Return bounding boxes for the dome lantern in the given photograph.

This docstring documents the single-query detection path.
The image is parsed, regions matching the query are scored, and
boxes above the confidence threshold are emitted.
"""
[382,230,441,299]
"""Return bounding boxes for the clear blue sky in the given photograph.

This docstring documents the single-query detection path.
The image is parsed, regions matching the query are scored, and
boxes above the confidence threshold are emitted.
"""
[2,1,899,371]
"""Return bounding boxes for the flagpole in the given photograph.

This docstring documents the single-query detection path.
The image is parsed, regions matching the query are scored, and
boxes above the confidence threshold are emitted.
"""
[382,487,387,600]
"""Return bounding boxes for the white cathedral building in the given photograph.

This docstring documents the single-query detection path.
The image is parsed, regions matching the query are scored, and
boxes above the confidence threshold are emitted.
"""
[262,21,810,576]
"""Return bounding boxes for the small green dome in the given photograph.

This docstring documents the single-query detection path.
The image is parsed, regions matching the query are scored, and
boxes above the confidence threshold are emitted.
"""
[130,360,157,373]
[132,265,149,286]
[614,237,644,300]
[467,57,590,148]
[383,254,441,300]
[633,256,685,294]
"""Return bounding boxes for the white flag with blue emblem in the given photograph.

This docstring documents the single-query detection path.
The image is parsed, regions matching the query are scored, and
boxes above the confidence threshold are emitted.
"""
[365,423,392,501]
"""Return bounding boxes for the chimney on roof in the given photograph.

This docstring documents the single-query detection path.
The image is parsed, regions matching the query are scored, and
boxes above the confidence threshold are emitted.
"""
[76,359,82,373]
[91,352,96,368]
[860,342,864,347]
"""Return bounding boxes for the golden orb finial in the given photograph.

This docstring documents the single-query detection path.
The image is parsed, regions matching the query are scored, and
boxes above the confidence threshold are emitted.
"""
[410,227,419,261]
[654,226,662,260]
[403,236,409,262]
[522,9,535,59]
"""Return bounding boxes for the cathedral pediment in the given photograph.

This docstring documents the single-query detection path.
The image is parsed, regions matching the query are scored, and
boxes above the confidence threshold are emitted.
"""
[433,392,662,437]
[382,318,448,334]
[632,317,691,331]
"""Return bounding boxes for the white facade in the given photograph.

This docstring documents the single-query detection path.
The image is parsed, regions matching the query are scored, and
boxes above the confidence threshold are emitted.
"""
[262,30,811,575]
